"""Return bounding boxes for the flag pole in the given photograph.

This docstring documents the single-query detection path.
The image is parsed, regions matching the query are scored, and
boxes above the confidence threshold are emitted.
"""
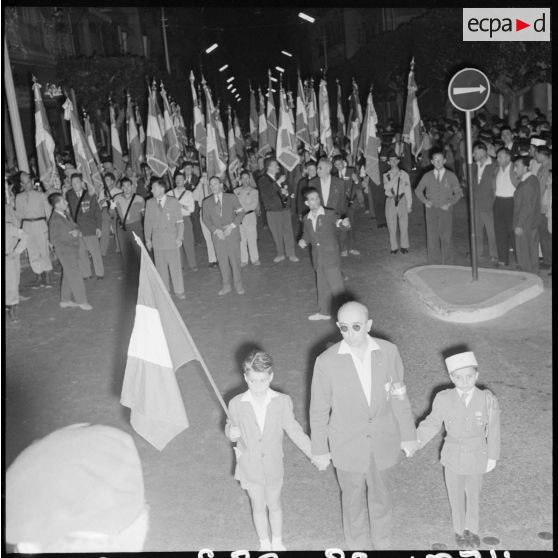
[132,232,232,421]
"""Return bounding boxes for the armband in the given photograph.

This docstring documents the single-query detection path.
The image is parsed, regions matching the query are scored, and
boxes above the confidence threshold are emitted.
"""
[390,382,407,400]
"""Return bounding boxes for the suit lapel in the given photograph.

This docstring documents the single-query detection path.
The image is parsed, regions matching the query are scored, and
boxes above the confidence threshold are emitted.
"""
[369,349,387,417]
[340,353,370,410]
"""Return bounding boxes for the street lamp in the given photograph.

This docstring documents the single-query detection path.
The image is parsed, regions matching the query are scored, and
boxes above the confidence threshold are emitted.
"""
[227,84,234,90]
[219,64,229,72]
[205,43,219,54]
[275,65,285,73]
[270,76,278,83]
[298,12,315,23]
[281,50,293,58]
[226,76,235,83]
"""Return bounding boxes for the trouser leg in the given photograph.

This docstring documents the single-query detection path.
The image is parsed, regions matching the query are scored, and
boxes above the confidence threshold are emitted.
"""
[444,468,466,535]
[267,211,284,257]
[100,209,111,256]
[398,201,409,249]
[385,198,398,250]
[494,197,514,264]
[83,235,104,277]
[24,223,52,274]
[227,237,243,290]
[245,216,259,263]
[200,219,217,263]
[324,266,345,314]
[425,207,442,264]
[336,468,369,549]
[5,256,19,305]
[281,210,296,257]
[78,237,92,277]
[316,267,332,315]
[482,209,498,259]
[166,248,185,294]
[538,213,552,265]
[366,459,392,550]
[439,208,454,264]
[215,238,232,288]
[239,222,249,264]
[529,227,540,273]
[372,181,386,226]
[58,251,88,304]
[181,217,197,269]
[153,248,170,290]
[464,474,483,535]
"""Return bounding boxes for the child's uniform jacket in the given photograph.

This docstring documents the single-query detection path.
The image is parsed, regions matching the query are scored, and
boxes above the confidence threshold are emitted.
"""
[417,386,500,475]
[226,390,312,486]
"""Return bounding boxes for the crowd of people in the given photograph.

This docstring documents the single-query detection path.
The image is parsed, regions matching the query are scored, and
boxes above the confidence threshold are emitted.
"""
[4,106,552,321]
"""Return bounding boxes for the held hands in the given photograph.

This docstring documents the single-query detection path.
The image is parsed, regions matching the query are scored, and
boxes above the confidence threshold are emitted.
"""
[311,453,331,471]
[298,238,307,249]
[341,217,351,229]
[223,224,235,237]
[146,240,153,251]
[96,228,102,239]
[441,204,450,211]
[400,440,420,458]
[176,238,182,247]
[228,425,241,442]
[69,230,80,238]
[214,229,225,240]
[486,459,497,473]
[425,201,433,209]
[515,227,523,236]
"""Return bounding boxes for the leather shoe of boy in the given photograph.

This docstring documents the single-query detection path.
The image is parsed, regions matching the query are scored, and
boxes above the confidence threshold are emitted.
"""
[464,530,480,548]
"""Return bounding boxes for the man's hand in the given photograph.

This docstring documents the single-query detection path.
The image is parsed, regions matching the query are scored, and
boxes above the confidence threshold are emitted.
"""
[486,459,497,473]
[341,217,351,229]
[214,229,225,240]
[69,230,80,238]
[311,454,331,471]
[298,238,307,249]
[228,426,241,441]
[401,440,419,457]
[175,238,182,247]
[515,227,523,236]
[277,175,286,184]
[425,201,433,209]
[441,203,450,211]
[146,240,153,251]
[96,228,102,238]
[223,224,234,237]
[109,201,117,210]
[351,172,359,183]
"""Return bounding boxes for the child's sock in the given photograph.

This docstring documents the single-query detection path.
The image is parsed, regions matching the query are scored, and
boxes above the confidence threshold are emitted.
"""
[259,538,271,551]
[271,537,286,551]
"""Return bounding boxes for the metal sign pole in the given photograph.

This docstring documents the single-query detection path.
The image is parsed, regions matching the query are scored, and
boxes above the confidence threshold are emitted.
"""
[465,110,478,281]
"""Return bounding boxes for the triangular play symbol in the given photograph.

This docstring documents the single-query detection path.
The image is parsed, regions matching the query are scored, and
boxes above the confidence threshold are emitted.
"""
[516,18,530,31]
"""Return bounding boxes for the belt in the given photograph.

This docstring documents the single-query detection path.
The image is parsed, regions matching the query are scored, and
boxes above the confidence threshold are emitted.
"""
[244,210,255,215]
[21,217,46,222]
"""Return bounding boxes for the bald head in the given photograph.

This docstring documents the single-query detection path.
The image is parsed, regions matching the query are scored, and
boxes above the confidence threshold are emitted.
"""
[337,301,369,322]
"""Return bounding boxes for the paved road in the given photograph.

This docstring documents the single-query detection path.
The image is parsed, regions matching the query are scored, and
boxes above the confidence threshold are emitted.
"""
[5,193,552,551]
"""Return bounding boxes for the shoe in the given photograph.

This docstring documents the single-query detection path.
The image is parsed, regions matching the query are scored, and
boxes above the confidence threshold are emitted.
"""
[271,539,286,551]
[539,262,551,270]
[60,301,78,308]
[308,313,331,321]
[378,223,387,229]
[288,255,299,262]
[390,249,399,255]
[400,248,409,254]
[43,272,53,288]
[464,530,480,549]
[273,255,286,263]
[7,305,18,321]
[96,276,104,280]
[236,287,245,295]
[19,295,31,302]
[78,303,93,310]
[349,249,360,255]
[175,292,186,300]
[209,262,218,268]
[218,287,231,296]
[259,539,272,552]
[252,260,261,266]
[454,533,469,549]
[340,250,348,257]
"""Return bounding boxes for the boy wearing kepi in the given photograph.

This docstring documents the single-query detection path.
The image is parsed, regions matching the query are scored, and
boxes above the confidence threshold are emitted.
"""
[416,351,501,549]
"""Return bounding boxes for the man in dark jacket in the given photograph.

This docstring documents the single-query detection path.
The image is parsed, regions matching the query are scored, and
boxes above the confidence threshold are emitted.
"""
[299,187,350,321]
[66,174,104,279]
[472,142,498,264]
[308,158,347,218]
[513,156,540,273]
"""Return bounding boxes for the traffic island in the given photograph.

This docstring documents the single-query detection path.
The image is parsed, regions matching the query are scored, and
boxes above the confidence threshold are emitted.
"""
[403,265,544,323]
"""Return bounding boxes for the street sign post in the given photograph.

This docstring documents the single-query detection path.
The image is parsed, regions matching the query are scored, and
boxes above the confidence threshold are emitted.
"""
[448,68,491,281]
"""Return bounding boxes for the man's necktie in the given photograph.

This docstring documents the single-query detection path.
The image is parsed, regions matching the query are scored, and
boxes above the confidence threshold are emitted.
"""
[157,199,163,211]
[461,392,469,407]
[216,197,222,216]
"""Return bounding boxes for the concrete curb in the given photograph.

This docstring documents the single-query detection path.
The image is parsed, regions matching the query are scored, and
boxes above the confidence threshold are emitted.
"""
[403,265,544,323]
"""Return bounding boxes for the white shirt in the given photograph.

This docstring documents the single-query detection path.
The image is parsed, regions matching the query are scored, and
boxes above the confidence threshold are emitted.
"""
[495,164,516,197]
[156,194,167,208]
[320,175,332,205]
[434,169,446,181]
[168,187,195,216]
[476,157,492,181]
[338,335,381,406]
[308,206,325,231]
[241,389,279,432]
[456,388,473,408]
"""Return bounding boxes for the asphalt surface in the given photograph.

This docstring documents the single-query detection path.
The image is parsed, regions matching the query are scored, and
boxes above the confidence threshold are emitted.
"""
[4,192,553,551]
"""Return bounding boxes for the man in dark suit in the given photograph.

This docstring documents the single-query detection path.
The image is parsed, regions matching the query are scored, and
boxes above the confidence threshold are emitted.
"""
[333,155,362,256]
[513,156,540,273]
[202,176,245,295]
[258,159,299,263]
[299,188,350,321]
[310,301,417,549]
[47,192,91,310]
[472,141,498,265]
[308,157,347,218]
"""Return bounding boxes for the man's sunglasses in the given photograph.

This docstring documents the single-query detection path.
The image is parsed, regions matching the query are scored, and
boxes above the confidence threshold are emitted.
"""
[336,323,364,333]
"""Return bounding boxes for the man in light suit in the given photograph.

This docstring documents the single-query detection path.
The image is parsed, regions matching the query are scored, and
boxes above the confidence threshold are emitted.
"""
[202,176,245,295]
[310,301,417,549]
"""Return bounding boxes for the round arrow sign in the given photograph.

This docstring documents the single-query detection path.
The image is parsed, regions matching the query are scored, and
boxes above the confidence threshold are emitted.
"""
[448,68,491,112]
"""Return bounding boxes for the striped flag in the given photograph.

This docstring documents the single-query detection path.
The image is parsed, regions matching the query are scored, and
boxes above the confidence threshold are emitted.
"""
[189,71,206,155]
[84,113,101,167]
[214,101,228,164]
[295,75,311,150]
[135,105,146,162]
[306,79,319,154]
[145,86,169,177]
[336,79,346,142]
[257,87,270,156]
[110,103,125,174]
[402,58,424,158]
[318,77,333,157]
[160,83,181,171]
[362,88,381,184]
[63,97,102,195]
[32,78,60,191]
[276,86,300,172]
[266,72,278,153]
[249,84,258,143]
[227,106,240,180]
[287,90,295,127]
[347,79,363,165]
[203,80,227,179]
[172,100,187,150]
[120,236,194,451]
[233,110,245,164]
[126,93,142,175]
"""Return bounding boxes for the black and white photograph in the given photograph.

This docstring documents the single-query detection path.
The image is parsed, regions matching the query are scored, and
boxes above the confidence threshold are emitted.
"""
[3,4,553,554]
